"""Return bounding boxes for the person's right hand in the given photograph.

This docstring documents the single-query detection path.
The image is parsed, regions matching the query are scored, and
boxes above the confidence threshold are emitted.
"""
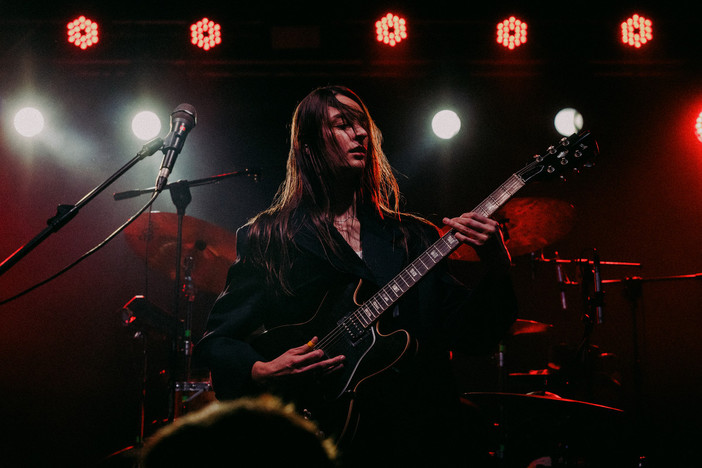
[251,336,345,383]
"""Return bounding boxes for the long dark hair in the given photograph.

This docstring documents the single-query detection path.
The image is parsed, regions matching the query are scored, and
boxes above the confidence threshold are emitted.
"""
[246,86,422,294]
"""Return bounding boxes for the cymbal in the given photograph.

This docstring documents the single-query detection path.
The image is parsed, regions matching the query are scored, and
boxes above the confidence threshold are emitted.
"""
[441,197,576,261]
[462,391,623,414]
[496,197,576,256]
[508,319,553,336]
[124,212,237,294]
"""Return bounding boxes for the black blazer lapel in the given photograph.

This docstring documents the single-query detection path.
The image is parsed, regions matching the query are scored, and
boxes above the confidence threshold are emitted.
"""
[293,223,377,283]
[359,212,406,287]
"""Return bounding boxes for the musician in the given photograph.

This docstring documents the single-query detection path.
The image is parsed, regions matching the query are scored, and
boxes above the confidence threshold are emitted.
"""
[195,85,518,466]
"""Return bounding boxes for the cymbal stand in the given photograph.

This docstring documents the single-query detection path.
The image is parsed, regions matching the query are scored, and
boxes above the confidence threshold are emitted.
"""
[165,181,193,422]
[570,249,605,399]
[183,255,196,381]
[606,272,701,416]
[538,251,642,401]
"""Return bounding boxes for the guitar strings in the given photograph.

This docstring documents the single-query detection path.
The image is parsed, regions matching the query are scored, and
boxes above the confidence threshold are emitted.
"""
[314,236,455,353]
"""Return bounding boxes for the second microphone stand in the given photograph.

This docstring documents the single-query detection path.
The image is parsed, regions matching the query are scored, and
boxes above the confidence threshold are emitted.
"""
[165,181,195,423]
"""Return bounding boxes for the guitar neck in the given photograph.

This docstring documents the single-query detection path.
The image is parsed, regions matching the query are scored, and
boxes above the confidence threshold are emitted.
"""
[352,173,525,329]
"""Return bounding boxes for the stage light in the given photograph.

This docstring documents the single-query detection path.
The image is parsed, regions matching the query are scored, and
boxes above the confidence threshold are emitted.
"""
[621,14,652,48]
[13,107,45,137]
[432,110,461,140]
[375,12,407,47]
[554,108,584,137]
[67,16,99,50]
[695,111,702,143]
[191,18,222,51]
[131,111,162,141]
[497,16,527,50]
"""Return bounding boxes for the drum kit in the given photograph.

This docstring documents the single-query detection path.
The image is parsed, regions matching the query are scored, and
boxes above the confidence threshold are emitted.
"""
[117,194,690,464]
[445,196,646,465]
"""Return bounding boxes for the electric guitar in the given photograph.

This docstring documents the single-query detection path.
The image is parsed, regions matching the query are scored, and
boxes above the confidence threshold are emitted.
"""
[251,130,599,443]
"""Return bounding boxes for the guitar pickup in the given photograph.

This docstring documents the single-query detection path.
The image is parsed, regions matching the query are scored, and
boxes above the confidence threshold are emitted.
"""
[339,316,365,343]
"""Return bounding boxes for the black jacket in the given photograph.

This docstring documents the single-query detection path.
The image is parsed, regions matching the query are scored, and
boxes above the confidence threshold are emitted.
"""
[195,208,517,464]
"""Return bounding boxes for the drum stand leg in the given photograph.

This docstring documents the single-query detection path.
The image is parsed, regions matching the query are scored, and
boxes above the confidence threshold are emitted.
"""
[497,341,506,392]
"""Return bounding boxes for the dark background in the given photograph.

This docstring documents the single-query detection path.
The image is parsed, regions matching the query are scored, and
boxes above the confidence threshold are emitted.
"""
[1,2,700,466]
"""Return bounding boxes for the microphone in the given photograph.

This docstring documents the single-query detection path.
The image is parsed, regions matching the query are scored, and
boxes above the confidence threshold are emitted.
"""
[155,103,197,191]
[555,251,567,311]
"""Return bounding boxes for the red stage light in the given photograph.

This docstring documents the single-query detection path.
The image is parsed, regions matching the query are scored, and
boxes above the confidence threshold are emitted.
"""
[497,16,527,50]
[621,14,653,48]
[67,16,99,50]
[695,111,702,143]
[375,12,407,47]
[191,18,222,51]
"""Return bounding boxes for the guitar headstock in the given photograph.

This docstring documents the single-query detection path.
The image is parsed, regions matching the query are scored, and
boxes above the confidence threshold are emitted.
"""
[517,130,599,184]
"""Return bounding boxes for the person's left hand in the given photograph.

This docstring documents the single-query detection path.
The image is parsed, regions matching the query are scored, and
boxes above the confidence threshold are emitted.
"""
[442,212,511,266]
[442,212,500,247]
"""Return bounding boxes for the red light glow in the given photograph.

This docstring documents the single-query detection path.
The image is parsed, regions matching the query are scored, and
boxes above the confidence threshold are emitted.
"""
[375,13,407,47]
[497,16,527,50]
[696,111,702,143]
[67,16,99,50]
[191,18,222,51]
[621,14,653,48]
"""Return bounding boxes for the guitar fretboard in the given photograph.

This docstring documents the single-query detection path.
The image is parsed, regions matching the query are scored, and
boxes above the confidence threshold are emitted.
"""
[348,173,526,331]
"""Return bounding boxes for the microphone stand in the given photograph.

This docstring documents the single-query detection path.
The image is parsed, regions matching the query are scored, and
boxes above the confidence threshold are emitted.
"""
[113,168,260,201]
[0,138,164,278]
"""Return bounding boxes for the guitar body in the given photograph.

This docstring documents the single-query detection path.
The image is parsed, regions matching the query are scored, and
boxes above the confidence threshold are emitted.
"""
[251,279,412,443]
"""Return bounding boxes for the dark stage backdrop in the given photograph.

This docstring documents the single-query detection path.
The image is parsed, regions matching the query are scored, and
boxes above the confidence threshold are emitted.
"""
[1,3,700,466]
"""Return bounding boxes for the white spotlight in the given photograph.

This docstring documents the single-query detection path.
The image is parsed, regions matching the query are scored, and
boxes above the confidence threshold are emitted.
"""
[432,110,461,140]
[131,111,162,141]
[554,108,583,137]
[14,107,45,137]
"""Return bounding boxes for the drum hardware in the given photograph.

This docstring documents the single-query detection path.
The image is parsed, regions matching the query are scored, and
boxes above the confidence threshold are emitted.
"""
[119,295,176,448]
[118,171,255,437]
[497,319,553,393]
[508,319,553,336]
[602,272,702,416]
[121,295,181,337]
[174,380,216,419]
[497,251,640,400]
[462,391,631,466]
[533,250,641,320]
